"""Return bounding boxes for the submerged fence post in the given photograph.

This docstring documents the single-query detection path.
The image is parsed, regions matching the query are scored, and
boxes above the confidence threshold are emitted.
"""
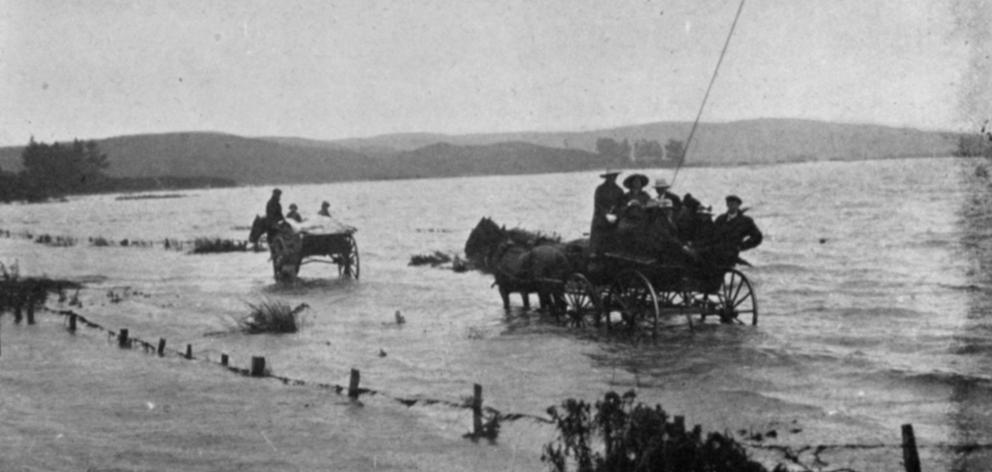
[348,369,361,399]
[118,329,130,348]
[901,424,921,472]
[472,384,483,436]
[157,338,166,356]
[221,353,229,366]
[185,344,193,359]
[251,356,266,377]
[68,313,77,332]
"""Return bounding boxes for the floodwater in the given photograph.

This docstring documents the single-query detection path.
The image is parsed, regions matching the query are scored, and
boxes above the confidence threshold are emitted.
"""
[1,157,991,471]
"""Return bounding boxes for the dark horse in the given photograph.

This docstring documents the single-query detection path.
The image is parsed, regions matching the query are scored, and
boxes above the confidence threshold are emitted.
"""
[248,215,267,245]
[465,217,573,314]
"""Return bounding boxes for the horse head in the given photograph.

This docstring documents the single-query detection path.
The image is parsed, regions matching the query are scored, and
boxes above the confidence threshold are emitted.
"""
[464,217,505,264]
[248,215,266,244]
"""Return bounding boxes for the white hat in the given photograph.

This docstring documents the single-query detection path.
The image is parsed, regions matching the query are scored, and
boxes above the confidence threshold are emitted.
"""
[653,177,670,188]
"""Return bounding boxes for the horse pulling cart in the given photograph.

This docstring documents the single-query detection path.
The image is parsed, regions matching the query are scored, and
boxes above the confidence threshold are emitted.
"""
[250,216,359,282]
[560,249,757,334]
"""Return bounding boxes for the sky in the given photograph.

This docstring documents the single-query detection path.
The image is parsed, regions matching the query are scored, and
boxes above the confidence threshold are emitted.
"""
[1,0,988,146]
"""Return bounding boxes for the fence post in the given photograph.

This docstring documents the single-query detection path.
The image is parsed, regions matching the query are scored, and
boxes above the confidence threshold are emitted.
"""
[221,353,229,366]
[185,344,193,359]
[68,313,77,332]
[157,338,166,356]
[251,356,266,377]
[118,329,130,348]
[473,384,483,436]
[901,424,921,472]
[348,369,361,399]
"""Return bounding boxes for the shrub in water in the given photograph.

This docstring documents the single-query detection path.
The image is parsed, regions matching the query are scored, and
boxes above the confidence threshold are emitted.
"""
[239,299,309,334]
[542,390,770,472]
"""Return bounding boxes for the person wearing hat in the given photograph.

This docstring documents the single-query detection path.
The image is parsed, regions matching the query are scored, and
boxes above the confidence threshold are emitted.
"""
[264,188,285,240]
[286,203,303,223]
[318,201,332,217]
[590,170,625,256]
[621,173,652,207]
[705,194,762,266]
[652,176,682,213]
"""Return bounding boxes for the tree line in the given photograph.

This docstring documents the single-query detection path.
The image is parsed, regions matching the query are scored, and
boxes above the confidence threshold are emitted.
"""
[595,137,685,164]
[0,138,235,203]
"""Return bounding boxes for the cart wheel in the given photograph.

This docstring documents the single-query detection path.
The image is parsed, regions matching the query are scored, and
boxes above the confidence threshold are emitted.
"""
[338,236,360,279]
[717,269,758,325]
[270,235,300,282]
[606,270,659,334]
[563,273,601,327]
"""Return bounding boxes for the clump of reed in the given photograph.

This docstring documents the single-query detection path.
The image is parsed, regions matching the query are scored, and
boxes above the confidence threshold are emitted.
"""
[191,238,249,254]
[33,233,77,247]
[542,390,772,472]
[239,299,309,334]
[409,251,454,267]
[0,261,81,321]
[90,236,111,247]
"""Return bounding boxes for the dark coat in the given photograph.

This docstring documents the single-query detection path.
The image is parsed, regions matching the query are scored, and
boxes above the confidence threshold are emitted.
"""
[266,197,284,223]
[622,189,653,207]
[711,211,762,251]
[590,180,625,255]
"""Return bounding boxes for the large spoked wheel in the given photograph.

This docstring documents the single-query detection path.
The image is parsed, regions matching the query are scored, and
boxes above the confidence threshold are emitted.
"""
[337,236,360,279]
[716,269,758,325]
[606,270,660,334]
[563,273,602,327]
[270,234,301,282]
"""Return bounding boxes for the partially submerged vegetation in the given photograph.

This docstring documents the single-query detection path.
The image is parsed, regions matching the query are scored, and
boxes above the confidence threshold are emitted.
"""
[0,262,81,321]
[542,390,771,472]
[239,299,309,334]
[191,238,249,254]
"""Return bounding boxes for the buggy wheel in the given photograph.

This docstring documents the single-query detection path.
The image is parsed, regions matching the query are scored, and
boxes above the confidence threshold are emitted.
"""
[338,236,360,279]
[563,273,601,327]
[270,234,300,282]
[717,269,758,325]
[606,270,659,334]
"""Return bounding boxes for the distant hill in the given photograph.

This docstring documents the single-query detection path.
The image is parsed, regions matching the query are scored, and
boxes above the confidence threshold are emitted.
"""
[0,119,962,187]
[320,118,960,165]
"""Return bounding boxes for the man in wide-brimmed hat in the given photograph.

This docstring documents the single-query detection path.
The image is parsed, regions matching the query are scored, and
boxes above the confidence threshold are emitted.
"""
[590,169,625,256]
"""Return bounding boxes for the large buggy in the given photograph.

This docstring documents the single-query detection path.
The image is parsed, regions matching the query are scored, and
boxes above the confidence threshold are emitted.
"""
[560,248,757,334]
[268,228,360,282]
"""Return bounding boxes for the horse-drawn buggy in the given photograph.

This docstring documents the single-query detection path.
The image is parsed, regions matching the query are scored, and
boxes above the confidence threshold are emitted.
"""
[465,216,757,334]
[250,216,359,282]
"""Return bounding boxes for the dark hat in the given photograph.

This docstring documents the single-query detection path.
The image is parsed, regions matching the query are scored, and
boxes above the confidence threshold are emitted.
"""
[272,188,282,195]
[622,173,649,189]
[321,201,330,207]
[289,203,298,210]
[725,195,742,204]
[683,193,701,210]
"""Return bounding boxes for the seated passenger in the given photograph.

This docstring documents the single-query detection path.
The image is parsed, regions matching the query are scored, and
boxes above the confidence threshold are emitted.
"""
[318,201,332,217]
[621,173,652,207]
[652,177,682,213]
[286,203,303,223]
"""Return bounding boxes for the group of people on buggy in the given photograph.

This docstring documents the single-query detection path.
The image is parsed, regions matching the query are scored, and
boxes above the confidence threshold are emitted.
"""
[589,170,762,275]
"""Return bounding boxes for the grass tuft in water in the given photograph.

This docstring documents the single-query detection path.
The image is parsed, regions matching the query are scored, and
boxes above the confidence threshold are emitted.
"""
[192,238,248,254]
[239,299,309,334]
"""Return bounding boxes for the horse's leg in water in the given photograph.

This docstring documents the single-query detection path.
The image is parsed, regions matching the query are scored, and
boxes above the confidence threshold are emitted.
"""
[499,286,511,310]
[520,291,530,310]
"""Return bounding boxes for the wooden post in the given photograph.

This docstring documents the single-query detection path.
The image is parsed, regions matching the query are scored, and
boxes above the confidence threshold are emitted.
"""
[221,353,229,366]
[901,424,921,472]
[68,313,77,332]
[348,368,361,399]
[472,384,483,436]
[118,329,130,348]
[185,344,192,359]
[251,356,266,377]
[157,338,166,356]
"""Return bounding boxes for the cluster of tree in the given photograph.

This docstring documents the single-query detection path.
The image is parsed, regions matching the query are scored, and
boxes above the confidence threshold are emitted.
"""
[0,138,235,203]
[595,137,685,164]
